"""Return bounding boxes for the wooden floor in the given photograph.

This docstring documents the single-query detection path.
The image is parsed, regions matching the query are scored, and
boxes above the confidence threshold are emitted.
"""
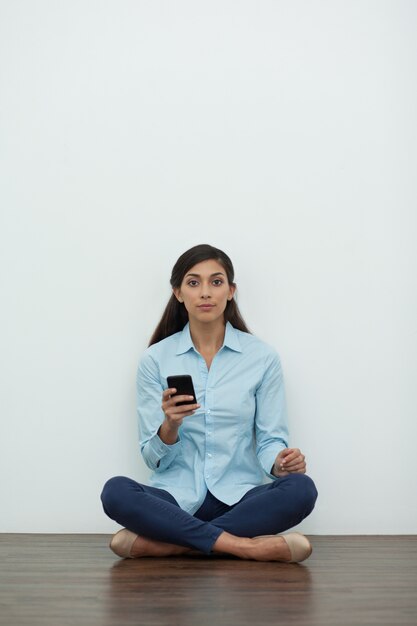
[1,535,416,626]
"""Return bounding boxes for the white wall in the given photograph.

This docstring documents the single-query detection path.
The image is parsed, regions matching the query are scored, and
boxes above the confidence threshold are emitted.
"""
[1,0,416,534]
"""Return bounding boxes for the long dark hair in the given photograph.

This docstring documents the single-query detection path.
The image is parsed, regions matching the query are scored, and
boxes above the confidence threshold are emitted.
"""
[148,243,253,346]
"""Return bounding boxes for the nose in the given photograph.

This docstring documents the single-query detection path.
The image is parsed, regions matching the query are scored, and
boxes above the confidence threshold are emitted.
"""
[200,284,212,298]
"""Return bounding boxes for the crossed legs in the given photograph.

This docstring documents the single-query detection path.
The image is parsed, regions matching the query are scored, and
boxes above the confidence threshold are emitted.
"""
[100,474,318,561]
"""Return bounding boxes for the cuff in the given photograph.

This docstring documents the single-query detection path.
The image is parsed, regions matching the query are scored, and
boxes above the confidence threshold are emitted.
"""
[259,445,286,480]
[144,431,182,471]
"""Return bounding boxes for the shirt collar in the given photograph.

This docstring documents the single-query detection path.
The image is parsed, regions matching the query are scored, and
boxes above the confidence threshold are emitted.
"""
[175,320,242,355]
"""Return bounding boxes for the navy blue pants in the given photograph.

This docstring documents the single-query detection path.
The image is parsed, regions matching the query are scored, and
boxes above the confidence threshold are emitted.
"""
[101,474,318,554]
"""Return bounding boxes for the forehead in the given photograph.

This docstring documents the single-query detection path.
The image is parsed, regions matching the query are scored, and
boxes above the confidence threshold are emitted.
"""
[185,259,225,277]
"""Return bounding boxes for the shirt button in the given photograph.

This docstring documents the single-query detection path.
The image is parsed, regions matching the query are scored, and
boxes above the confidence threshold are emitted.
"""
[207,409,211,414]
[206,475,210,479]
[207,453,212,458]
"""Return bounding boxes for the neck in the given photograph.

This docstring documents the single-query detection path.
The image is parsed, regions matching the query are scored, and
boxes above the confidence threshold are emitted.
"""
[189,318,226,353]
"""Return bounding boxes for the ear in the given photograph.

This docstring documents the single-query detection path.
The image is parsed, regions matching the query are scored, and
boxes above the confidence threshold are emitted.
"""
[228,284,236,301]
[173,288,183,303]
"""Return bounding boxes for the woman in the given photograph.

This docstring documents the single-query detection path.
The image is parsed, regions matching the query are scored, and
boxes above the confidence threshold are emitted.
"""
[101,243,318,562]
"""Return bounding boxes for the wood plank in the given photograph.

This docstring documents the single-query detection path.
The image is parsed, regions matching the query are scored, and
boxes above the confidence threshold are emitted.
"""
[0,535,416,626]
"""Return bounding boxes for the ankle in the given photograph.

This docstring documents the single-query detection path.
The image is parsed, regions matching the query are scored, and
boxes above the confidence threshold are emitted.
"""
[212,532,253,558]
[238,537,262,559]
[131,535,191,558]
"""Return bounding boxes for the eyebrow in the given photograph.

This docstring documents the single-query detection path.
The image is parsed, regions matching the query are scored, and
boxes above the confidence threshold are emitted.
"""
[185,272,225,278]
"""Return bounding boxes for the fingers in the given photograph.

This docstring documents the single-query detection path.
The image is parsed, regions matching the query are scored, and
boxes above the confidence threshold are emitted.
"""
[281,448,300,462]
[161,388,201,420]
[162,387,184,401]
[162,387,197,405]
[283,454,305,468]
[279,448,306,474]
[284,458,306,473]
[278,462,307,476]
[283,458,305,470]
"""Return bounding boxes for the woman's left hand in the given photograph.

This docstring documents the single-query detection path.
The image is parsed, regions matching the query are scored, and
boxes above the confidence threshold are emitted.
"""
[273,448,306,477]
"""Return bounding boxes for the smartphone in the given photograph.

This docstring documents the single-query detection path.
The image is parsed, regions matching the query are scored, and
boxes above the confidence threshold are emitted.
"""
[166,375,197,406]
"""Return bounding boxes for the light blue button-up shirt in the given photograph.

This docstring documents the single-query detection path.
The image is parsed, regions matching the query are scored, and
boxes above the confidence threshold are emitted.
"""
[136,320,289,514]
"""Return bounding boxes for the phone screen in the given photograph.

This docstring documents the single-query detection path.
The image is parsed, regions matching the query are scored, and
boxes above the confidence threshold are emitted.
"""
[166,375,197,406]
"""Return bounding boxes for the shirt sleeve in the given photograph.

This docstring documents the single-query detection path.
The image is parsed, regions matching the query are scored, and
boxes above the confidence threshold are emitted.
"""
[254,348,289,479]
[136,350,182,472]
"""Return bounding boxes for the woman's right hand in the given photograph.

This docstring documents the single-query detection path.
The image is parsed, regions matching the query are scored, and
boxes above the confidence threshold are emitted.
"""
[161,387,201,430]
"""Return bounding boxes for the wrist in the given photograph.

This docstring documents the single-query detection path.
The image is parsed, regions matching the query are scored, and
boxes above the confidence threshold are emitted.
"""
[158,420,179,445]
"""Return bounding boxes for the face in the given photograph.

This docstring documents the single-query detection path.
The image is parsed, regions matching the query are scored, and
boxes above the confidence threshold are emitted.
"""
[173,259,236,323]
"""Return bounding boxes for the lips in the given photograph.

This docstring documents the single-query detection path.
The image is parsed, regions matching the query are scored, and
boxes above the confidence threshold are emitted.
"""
[198,305,214,308]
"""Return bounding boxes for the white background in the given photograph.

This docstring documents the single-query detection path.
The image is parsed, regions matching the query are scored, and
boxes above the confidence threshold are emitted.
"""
[1,0,416,534]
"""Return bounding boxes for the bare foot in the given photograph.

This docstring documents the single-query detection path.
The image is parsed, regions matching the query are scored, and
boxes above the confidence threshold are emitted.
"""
[130,535,196,558]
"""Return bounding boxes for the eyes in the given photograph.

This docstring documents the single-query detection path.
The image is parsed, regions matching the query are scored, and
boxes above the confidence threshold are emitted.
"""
[187,279,224,287]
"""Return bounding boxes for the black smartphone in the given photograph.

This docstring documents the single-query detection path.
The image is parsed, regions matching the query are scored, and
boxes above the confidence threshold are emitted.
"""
[166,375,197,406]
